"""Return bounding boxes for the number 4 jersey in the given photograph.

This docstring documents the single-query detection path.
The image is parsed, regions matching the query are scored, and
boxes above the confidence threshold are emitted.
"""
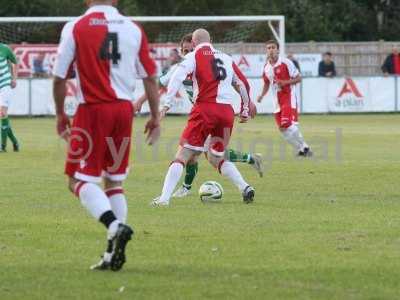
[53,5,156,104]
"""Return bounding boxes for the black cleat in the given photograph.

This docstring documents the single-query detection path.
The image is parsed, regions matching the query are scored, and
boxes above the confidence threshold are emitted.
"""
[13,143,19,152]
[110,224,134,271]
[242,186,255,204]
[298,147,313,157]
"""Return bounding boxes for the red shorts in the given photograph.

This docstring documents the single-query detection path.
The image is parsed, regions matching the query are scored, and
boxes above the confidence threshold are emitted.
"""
[65,101,134,183]
[274,104,298,129]
[180,102,234,156]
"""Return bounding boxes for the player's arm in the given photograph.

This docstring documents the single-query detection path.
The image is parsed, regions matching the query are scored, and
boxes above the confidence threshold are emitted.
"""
[52,22,75,139]
[135,25,161,145]
[6,46,18,88]
[163,55,195,117]
[232,62,252,122]
[256,71,270,103]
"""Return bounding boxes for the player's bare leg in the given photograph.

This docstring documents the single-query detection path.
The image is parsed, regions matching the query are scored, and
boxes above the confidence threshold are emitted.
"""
[152,146,201,206]
[68,177,133,271]
[207,150,255,204]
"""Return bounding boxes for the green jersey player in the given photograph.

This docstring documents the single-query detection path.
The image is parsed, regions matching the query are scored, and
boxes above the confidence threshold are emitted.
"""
[0,43,19,152]
[135,34,263,198]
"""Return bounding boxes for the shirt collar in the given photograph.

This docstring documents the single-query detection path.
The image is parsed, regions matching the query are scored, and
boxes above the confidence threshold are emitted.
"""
[194,42,214,51]
[85,5,118,15]
[267,57,282,67]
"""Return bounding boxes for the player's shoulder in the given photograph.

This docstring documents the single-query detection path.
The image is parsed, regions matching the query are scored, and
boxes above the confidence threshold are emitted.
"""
[281,57,296,67]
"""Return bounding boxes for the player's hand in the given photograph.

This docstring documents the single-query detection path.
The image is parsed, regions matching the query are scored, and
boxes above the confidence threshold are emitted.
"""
[56,113,71,141]
[144,117,160,145]
[249,101,257,119]
[256,95,263,103]
[10,79,17,89]
[239,109,249,123]
[133,101,143,113]
[160,106,169,120]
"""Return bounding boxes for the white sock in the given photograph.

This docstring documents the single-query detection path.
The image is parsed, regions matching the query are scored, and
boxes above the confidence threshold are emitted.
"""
[159,162,184,203]
[219,161,249,192]
[77,183,113,220]
[106,187,128,223]
[282,124,307,152]
[293,124,309,150]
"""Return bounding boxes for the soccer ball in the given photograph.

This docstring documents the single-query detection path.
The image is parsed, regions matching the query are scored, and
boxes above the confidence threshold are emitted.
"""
[198,181,224,202]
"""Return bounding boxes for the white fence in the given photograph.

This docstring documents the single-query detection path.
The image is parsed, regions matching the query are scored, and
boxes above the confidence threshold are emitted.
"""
[7,76,400,116]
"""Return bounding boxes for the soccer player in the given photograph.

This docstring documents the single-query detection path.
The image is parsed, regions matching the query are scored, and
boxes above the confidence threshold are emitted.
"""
[0,43,19,152]
[53,0,160,271]
[152,28,255,207]
[256,40,312,156]
[136,33,263,198]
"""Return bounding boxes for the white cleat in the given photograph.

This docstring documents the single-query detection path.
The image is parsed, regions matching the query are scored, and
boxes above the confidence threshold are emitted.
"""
[150,196,169,207]
[173,185,192,198]
[251,153,264,177]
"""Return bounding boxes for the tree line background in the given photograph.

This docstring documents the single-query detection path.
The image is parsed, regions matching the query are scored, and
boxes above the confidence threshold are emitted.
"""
[0,0,399,42]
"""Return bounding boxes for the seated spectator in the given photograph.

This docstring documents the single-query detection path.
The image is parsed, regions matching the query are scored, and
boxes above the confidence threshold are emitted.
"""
[381,47,400,76]
[32,53,48,77]
[318,52,336,77]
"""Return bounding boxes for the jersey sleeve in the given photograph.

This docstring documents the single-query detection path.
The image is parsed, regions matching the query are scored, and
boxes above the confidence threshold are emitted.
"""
[135,23,157,78]
[262,65,270,84]
[163,53,195,108]
[6,46,17,64]
[232,62,250,115]
[286,59,300,78]
[159,64,177,87]
[53,21,76,79]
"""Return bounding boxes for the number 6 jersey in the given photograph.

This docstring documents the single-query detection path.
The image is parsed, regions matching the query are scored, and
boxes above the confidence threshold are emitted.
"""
[53,5,156,104]
[164,42,250,112]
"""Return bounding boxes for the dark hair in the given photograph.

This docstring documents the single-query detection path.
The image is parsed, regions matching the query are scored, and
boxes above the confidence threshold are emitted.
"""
[324,52,332,56]
[266,39,279,49]
[180,33,192,47]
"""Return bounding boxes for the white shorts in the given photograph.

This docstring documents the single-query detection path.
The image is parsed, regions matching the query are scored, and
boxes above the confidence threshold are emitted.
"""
[0,86,12,108]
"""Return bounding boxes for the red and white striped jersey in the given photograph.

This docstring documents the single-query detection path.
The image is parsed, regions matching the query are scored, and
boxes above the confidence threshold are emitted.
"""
[263,57,300,113]
[165,42,250,112]
[53,5,156,104]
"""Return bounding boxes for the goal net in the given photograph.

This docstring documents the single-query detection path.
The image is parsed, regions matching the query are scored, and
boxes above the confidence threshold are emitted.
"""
[0,16,285,115]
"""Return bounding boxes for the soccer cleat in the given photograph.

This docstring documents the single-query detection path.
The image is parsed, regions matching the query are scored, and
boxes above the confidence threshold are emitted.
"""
[251,153,264,177]
[150,196,169,207]
[110,224,134,271]
[298,147,313,157]
[90,252,112,271]
[173,185,191,198]
[242,186,255,204]
[13,143,19,152]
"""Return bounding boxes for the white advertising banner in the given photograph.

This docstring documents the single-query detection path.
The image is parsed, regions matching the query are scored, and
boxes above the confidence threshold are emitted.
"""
[397,77,400,111]
[8,77,398,115]
[8,80,30,115]
[302,77,395,113]
[293,54,321,77]
[232,54,265,78]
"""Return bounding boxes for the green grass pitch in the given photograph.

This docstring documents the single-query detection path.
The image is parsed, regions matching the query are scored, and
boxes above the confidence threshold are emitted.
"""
[1,114,399,299]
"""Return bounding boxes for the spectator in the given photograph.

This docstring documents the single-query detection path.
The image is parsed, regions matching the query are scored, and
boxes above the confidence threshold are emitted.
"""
[287,53,301,72]
[381,47,400,76]
[32,53,48,77]
[318,52,336,77]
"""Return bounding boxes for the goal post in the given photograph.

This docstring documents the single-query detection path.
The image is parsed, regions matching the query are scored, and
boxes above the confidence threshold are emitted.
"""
[0,15,286,116]
[0,15,285,56]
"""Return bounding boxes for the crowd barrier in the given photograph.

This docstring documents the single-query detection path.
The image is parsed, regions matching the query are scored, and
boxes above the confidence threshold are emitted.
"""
[7,76,400,116]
